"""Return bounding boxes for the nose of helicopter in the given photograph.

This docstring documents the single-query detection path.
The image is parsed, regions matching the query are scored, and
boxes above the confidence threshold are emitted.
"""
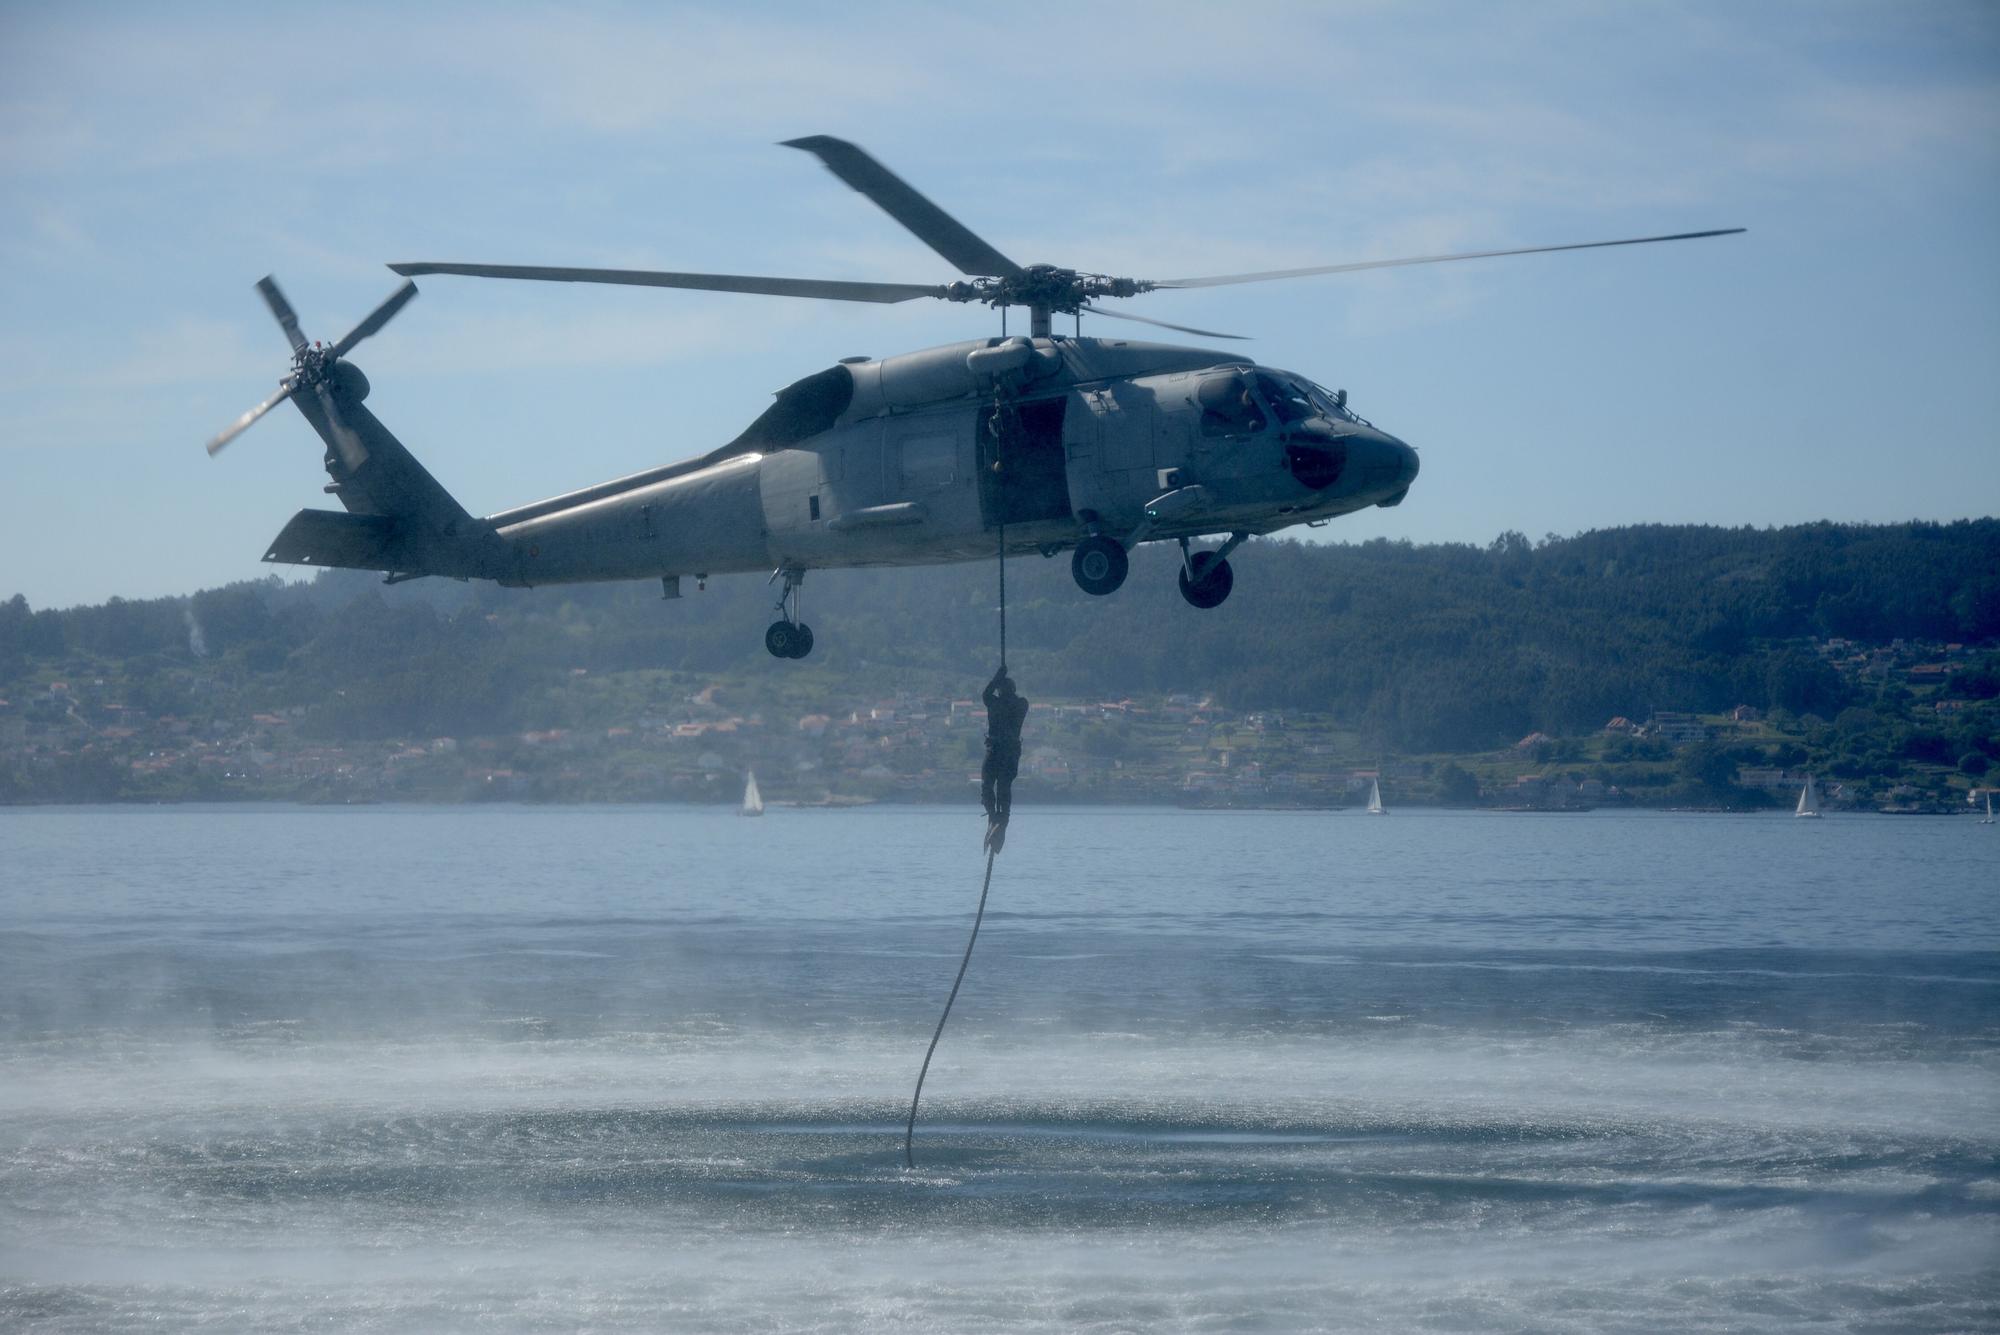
[1349,426,1420,501]
[1284,420,1419,498]
[1391,432,1419,490]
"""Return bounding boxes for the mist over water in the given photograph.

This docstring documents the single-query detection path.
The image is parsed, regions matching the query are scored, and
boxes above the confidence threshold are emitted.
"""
[3,806,1995,1332]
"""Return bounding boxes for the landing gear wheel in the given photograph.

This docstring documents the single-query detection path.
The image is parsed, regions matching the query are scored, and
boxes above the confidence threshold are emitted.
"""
[767,568,813,659]
[1178,552,1234,609]
[1071,535,1129,596]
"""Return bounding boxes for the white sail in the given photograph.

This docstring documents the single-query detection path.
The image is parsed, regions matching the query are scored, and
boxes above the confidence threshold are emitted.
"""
[1794,773,1821,819]
[1983,792,1993,824]
[741,771,764,817]
[1366,777,1385,815]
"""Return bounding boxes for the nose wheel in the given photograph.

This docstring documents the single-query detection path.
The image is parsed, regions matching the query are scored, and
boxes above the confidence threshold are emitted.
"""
[1178,552,1234,608]
[765,567,814,658]
[1177,533,1246,609]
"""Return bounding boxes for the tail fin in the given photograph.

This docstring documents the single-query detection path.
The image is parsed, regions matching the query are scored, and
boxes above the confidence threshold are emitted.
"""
[272,363,510,580]
[206,275,511,582]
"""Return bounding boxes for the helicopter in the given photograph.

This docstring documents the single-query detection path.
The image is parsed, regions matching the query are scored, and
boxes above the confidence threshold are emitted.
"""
[207,136,1741,658]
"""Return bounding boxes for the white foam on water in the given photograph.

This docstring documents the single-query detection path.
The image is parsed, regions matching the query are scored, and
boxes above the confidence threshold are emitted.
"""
[4,1214,1994,1334]
[1,1027,1992,1331]
[4,1027,1991,1141]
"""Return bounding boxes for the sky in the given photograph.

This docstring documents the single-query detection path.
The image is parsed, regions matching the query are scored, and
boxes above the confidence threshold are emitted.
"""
[1,0,1995,609]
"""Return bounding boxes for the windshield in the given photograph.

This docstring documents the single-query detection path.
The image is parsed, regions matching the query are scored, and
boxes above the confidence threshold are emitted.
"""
[1302,379,1369,426]
[1253,373,1314,426]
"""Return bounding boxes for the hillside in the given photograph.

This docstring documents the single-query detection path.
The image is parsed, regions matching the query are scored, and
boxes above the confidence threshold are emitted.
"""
[3,521,1996,808]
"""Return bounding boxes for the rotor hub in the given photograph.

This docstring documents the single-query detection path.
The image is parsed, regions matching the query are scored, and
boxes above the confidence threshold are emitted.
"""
[294,345,330,385]
[944,266,1152,316]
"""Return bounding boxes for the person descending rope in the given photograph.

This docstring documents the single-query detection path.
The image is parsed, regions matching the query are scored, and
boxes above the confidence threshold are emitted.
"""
[904,545,1020,1168]
[901,380,1024,1169]
[980,666,1028,854]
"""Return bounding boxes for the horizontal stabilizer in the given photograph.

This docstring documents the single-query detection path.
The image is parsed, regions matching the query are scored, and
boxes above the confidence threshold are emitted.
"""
[264,509,401,571]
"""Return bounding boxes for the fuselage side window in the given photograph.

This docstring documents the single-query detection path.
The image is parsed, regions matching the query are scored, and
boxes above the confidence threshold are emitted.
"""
[1197,373,1267,438]
[898,434,957,490]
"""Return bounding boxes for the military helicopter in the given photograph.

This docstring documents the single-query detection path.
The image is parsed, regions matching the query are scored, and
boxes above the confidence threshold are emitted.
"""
[207,137,1740,658]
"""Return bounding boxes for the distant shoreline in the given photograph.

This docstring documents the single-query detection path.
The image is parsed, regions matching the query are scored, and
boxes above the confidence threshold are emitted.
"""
[1,795,1983,817]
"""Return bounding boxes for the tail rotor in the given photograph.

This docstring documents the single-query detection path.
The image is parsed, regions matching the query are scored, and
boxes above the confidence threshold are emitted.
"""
[205,276,418,466]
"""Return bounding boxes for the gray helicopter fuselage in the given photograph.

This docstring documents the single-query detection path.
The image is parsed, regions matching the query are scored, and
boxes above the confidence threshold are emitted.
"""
[482,335,1418,588]
[226,134,1730,656]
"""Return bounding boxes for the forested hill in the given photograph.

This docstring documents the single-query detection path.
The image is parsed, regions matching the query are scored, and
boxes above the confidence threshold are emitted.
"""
[4,520,1997,754]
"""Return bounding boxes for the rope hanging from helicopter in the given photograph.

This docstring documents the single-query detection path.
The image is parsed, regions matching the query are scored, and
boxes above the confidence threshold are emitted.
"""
[997,473,1007,672]
[984,384,1027,676]
[904,378,1020,1169]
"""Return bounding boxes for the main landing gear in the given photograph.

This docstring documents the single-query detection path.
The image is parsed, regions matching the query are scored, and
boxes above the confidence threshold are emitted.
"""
[765,567,814,658]
[1070,534,1129,596]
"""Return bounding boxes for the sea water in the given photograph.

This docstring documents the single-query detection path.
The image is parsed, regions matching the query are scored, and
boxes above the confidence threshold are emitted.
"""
[1,805,1994,1332]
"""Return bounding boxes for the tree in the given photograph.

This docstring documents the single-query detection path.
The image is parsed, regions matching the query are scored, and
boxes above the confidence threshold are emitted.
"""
[1904,733,1955,766]
[1950,576,2000,639]
[1764,647,1848,714]
[1436,762,1479,805]
[1677,741,1740,793]
[1949,668,1999,700]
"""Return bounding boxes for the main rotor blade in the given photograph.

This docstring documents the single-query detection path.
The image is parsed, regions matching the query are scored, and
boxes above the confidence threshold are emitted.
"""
[1149,228,1747,289]
[205,379,297,456]
[389,261,946,305]
[329,280,418,361]
[1080,303,1248,341]
[312,379,371,472]
[257,276,308,354]
[782,136,1022,279]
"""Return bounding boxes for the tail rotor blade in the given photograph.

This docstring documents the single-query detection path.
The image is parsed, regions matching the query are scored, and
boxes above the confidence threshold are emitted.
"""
[329,280,418,360]
[205,379,297,456]
[257,276,309,354]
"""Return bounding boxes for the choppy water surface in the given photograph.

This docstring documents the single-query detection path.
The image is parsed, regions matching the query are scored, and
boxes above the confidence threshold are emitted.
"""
[2,805,1995,1332]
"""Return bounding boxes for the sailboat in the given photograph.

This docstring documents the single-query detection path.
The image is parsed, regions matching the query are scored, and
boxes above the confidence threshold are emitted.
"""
[1366,777,1386,815]
[740,771,764,817]
[1982,791,1994,825]
[1794,773,1822,819]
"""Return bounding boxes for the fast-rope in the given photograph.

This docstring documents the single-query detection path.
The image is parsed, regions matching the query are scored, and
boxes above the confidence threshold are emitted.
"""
[903,405,1010,1170]
[902,844,996,1168]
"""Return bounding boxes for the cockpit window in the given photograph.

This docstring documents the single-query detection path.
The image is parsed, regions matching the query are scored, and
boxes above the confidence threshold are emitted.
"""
[1254,373,1314,426]
[1196,373,1267,437]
